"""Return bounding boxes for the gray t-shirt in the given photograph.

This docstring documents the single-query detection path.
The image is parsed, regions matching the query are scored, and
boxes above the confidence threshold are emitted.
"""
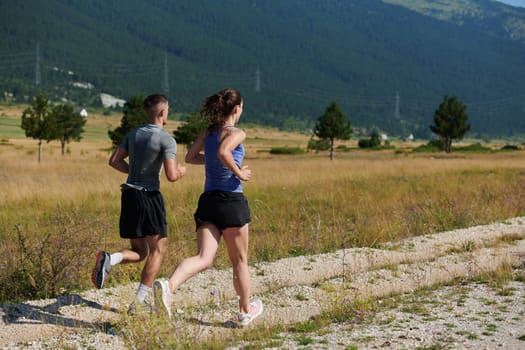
[120,124,177,191]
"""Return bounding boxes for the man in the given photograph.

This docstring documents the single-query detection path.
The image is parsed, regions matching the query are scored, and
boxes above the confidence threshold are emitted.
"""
[92,94,186,311]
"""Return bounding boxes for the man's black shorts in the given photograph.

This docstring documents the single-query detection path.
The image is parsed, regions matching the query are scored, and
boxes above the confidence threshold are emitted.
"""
[120,186,167,238]
[194,191,251,231]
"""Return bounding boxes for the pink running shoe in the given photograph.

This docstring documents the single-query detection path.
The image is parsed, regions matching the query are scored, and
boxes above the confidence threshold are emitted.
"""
[238,298,263,327]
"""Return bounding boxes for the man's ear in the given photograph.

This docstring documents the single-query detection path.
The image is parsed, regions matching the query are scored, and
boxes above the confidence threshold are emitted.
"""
[161,105,168,118]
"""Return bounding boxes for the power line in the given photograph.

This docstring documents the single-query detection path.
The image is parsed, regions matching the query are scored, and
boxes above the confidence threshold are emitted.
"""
[255,65,261,92]
[395,91,400,119]
[162,53,169,95]
[0,50,523,120]
[35,43,41,85]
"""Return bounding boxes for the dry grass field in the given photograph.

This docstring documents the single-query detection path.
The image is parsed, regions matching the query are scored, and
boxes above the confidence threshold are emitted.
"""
[1,105,524,303]
[1,105,525,349]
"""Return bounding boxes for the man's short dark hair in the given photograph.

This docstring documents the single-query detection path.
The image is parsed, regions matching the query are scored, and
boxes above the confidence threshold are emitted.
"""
[143,94,168,112]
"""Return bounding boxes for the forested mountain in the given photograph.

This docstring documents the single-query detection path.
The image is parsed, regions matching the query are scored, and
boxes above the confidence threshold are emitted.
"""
[1,0,524,137]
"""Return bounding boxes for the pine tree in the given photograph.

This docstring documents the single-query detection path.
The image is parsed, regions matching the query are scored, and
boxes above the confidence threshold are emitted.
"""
[313,101,352,160]
[21,93,57,162]
[108,95,146,147]
[52,103,86,155]
[173,112,208,148]
[430,96,470,153]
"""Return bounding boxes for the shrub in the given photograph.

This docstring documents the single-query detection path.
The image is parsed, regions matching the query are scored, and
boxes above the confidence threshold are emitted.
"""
[269,147,306,155]
[358,137,382,149]
[336,145,351,152]
[307,138,330,151]
[412,139,443,153]
[501,144,519,151]
[454,142,491,153]
[0,213,100,302]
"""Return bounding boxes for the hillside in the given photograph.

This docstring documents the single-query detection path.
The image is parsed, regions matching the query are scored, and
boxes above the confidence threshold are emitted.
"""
[0,0,524,137]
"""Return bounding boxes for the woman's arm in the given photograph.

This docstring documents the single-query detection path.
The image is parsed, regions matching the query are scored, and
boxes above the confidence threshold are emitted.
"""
[218,129,251,181]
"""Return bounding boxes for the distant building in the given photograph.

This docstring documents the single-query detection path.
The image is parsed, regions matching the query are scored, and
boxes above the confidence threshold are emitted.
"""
[75,107,88,118]
[100,93,125,108]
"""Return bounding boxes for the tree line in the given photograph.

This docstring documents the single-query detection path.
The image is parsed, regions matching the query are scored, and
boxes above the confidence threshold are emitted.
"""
[307,96,470,159]
[20,93,470,162]
[21,93,86,162]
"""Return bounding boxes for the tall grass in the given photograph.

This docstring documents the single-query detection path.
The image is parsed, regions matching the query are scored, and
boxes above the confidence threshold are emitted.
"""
[1,134,524,302]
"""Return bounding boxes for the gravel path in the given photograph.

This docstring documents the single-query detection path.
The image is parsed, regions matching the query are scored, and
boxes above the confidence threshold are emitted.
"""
[1,218,524,349]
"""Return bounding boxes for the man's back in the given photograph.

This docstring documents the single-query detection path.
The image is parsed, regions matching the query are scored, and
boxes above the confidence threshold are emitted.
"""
[123,124,177,191]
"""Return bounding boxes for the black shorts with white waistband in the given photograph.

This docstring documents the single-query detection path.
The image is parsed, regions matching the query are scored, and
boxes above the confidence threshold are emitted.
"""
[119,185,167,238]
[193,190,251,232]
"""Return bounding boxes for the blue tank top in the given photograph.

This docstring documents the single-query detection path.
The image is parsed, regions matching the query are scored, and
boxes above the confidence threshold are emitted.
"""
[204,128,245,193]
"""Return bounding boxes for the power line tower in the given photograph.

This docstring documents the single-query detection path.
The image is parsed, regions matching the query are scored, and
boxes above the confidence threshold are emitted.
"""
[255,65,261,93]
[395,91,400,119]
[162,53,169,96]
[35,42,41,85]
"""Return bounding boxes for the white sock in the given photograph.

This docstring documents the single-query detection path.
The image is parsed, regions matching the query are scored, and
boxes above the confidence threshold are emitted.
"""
[136,283,152,302]
[110,252,123,266]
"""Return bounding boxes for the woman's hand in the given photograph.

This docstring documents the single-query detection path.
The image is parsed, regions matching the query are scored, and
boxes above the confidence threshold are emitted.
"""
[238,165,251,181]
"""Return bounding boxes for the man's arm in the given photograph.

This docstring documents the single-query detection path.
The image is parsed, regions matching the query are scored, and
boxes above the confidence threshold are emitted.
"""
[163,158,186,182]
[109,147,129,174]
[185,131,206,165]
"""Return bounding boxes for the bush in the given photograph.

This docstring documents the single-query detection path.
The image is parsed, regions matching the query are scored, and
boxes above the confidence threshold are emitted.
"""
[358,138,380,149]
[501,144,519,151]
[412,139,443,153]
[0,213,100,303]
[307,138,330,151]
[269,147,306,155]
[336,145,351,152]
[454,142,491,153]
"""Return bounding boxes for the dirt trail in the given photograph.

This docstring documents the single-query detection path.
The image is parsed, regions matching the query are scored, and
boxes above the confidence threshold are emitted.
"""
[1,218,524,349]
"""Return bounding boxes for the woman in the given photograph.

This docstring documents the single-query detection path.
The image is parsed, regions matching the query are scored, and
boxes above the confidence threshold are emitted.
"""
[153,88,262,327]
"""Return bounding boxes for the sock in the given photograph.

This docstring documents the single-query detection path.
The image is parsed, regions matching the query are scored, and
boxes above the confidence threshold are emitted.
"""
[136,283,152,302]
[110,252,123,266]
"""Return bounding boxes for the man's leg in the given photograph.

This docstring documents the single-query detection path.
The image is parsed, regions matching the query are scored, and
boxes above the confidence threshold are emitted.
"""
[121,238,149,264]
[92,238,149,290]
[140,234,167,287]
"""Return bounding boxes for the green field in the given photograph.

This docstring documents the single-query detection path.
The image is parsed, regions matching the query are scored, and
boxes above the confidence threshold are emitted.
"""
[0,107,121,141]
[0,115,25,139]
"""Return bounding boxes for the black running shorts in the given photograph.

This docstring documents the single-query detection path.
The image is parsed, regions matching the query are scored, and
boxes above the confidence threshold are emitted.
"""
[119,187,167,238]
[194,191,251,231]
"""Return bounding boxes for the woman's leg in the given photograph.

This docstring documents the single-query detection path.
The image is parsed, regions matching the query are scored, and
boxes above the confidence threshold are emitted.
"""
[223,224,250,313]
[167,224,221,292]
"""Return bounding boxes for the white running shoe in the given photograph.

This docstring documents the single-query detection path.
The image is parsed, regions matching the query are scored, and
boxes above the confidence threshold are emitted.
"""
[237,298,263,327]
[153,280,173,318]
